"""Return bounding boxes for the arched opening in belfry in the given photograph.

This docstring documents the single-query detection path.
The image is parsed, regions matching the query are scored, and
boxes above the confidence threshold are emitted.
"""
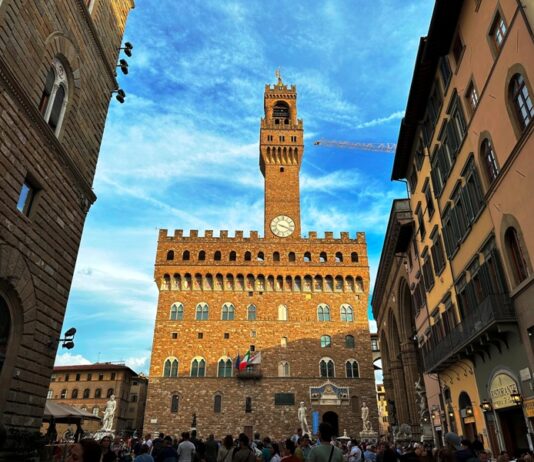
[272,101,290,120]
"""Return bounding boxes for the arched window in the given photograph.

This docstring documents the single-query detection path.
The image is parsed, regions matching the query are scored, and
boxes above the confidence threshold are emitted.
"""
[325,276,334,291]
[289,252,296,262]
[285,276,293,291]
[171,394,179,413]
[335,252,343,262]
[214,394,222,413]
[257,252,265,261]
[163,358,179,377]
[340,304,354,322]
[71,389,79,399]
[218,358,233,377]
[198,250,206,261]
[166,250,174,261]
[345,276,355,292]
[83,388,90,399]
[222,303,235,320]
[245,397,252,413]
[278,361,290,377]
[355,277,364,292]
[281,337,288,348]
[94,388,101,399]
[345,335,355,348]
[294,276,302,292]
[509,73,534,130]
[480,139,500,184]
[320,252,327,262]
[182,250,190,261]
[505,227,529,284]
[170,303,184,320]
[278,304,288,321]
[39,58,69,135]
[320,335,331,348]
[314,276,323,291]
[106,388,114,398]
[346,360,359,378]
[191,357,206,377]
[196,303,209,320]
[60,389,67,399]
[335,276,344,291]
[161,274,171,290]
[215,274,223,290]
[244,251,252,261]
[226,274,234,291]
[214,251,222,261]
[183,273,192,290]
[303,275,312,292]
[229,251,237,261]
[317,304,330,321]
[351,252,359,263]
[247,305,256,320]
[236,274,245,290]
[273,252,280,262]
[172,274,181,290]
[320,358,335,378]
[205,274,214,290]
[304,252,311,262]
[246,274,254,290]
[276,276,283,291]
[273,101,290,119]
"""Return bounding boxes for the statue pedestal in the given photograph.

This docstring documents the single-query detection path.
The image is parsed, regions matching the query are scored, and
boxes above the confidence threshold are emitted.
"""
[93,430,114,441]
[359,430,378,443]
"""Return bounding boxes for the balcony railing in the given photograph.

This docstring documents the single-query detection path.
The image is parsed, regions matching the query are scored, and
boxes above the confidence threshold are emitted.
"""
[236,365,262,380]
[422,294,516,373]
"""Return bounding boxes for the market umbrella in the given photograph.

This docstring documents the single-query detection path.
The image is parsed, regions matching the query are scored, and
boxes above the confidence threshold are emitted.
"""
[43,400,101,423]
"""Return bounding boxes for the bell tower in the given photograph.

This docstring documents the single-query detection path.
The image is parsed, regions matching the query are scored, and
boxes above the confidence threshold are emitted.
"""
[260,72,304,239]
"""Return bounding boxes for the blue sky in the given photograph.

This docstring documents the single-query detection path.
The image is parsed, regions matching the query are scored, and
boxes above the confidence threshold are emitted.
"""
[55,1,435,375]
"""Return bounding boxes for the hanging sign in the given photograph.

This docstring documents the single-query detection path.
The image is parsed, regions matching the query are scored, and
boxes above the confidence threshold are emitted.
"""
[489,373,519,409]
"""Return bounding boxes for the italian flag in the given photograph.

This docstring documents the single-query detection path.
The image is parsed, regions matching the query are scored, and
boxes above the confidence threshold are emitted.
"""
[239,350,251,370]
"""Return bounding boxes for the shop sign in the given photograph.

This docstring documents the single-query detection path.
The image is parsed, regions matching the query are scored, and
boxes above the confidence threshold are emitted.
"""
[489,373,519,409]
[525,398,534,418]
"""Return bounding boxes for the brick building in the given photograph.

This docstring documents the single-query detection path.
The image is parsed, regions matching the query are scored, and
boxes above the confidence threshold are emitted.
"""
[0,0,134,456]
[144,76,376,439]
[47,363,147,435]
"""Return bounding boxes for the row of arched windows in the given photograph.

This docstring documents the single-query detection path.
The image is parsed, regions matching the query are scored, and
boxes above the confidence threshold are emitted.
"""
[59,387,113,400]
[162,357,360,379]
[169,302,355,322]
[166,250,359,264]
[161,273,365,293]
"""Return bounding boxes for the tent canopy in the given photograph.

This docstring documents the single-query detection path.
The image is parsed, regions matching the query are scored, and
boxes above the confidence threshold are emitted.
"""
[43,400,102,423]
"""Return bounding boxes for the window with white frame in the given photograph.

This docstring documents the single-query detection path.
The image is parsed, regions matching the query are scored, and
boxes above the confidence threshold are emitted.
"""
[278,361,290,377]
[221,303,235,320]
[170,302,184,320]
[278,304,288,321]
[191,357,206,377]
[38,58,69,136]
[345,360,360,378]
[340,304,354,322]
[319,358,335,378]
[317,304,330,321]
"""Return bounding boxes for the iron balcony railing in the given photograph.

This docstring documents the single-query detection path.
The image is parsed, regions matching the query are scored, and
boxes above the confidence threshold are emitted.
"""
[236,365,263,380]
[422,294,516,373]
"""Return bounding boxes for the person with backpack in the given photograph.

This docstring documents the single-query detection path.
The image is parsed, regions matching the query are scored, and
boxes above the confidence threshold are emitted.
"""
[308,423,343,462]
[232,433,257,462]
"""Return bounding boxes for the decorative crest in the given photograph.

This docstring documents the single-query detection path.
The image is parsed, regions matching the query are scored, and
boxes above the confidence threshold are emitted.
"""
[275,68,283,85]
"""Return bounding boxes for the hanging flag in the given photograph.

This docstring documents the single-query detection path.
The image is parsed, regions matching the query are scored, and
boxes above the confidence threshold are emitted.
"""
[239,350,251,370]
[235,353,241,370]
[249,351,262,365]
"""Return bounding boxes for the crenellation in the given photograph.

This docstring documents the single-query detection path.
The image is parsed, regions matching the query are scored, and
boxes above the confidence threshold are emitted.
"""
[308,231,317,239]
[190,230,198,237]
[174,229,183,238]
[205,230,213,238]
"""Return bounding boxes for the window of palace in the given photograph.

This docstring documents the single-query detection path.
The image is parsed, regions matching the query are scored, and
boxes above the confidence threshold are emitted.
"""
[170,303,184,320]
[320,335,331,348]
[319,358,335,378]
[196,303,209,320]
[346,360,360,378]
[317,304,330,321]
[340,304,354,322]
[191,358,206,377]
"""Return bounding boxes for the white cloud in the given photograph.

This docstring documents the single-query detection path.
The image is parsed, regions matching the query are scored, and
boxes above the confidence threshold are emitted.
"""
[368,320,377,333]
[55,352,92,366]
[125,354,150,374]
[356,111,405,129]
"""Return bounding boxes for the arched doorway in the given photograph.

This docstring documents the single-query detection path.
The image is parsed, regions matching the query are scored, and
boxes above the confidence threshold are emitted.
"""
[322,411,339,436]
[0,295,10,373]
[458,392,477,441]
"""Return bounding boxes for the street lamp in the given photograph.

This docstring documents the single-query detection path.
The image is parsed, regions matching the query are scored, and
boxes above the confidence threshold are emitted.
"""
[465,405,474,417]
[480,399,493,412]
[447,404,455,418]
[511,392,523,405]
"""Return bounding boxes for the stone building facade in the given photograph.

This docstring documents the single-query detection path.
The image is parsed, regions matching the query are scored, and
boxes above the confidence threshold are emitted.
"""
[144,77,376,440]
[47,363,147,435]
[0,0,134,456]
[376,0,534,454]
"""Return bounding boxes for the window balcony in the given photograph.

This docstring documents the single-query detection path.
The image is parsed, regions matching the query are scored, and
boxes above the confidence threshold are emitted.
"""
[236,365,263,380]
[422,294,516,373]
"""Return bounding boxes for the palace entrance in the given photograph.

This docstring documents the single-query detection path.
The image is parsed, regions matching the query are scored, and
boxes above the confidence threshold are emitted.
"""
[322,411,339,436]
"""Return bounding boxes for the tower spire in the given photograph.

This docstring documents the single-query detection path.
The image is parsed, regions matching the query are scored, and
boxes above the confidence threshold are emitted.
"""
[275,68,283,85]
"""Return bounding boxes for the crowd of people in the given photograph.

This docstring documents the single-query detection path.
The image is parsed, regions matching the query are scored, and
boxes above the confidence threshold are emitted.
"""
[65,423,534,462]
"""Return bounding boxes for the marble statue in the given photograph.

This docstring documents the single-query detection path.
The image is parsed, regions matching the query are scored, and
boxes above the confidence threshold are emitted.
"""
[298,402,310,434]
[361,402,371,431]
[102,395,116,431]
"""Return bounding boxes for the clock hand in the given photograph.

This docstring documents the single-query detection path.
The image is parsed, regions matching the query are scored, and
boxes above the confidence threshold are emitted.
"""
[278,223,290,230]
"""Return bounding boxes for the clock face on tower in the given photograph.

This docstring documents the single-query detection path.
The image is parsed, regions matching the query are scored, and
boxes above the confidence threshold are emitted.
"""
[270,215,295,237]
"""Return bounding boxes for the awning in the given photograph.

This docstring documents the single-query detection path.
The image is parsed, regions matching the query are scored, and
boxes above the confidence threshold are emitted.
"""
[43,400,102,423]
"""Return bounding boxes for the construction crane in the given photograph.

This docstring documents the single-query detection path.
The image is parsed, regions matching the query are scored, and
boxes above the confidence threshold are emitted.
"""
[314,140,396,153]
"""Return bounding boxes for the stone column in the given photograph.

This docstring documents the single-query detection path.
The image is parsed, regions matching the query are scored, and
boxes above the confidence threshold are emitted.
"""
[389,359,410,427]
[400,340,422,426]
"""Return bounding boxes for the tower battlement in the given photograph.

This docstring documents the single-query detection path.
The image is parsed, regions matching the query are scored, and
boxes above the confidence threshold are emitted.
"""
[264,83,297,94]
[158,229,366,243]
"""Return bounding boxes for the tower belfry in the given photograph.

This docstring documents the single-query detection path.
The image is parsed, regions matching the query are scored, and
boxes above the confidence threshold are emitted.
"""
[260,72,304,239]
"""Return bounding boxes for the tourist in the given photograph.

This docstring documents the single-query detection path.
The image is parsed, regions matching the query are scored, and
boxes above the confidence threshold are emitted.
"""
[136,444,155,462]
[271,443,282,462]
[283,439,302,462]
[295,435,312,462]
[496,451,510,462]
[206,434,219,462]
[478,451,489,462]
[178,432,197,462]
[292,429,304,444]
[67,438,102,462]
[145,434,154,450]
[101,436,117,462]
[364,445,376,462]
[348,440,362,462]
[218,435,235,462]
[263,437,273,462]
[152,433,165,458]
[308,423,343,462]
[455,440,477,462]
[156,435,178,462]
[232,433,257,462]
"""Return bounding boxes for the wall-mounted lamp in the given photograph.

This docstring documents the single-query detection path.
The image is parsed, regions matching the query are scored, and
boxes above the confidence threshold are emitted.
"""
[49,327,77,350]
[117,59,129,75]
[119,42,133,57]
[465,405,474,416]
[480,399,493,412]
[511,392,523,405]
[112,89,126,104]
[447,404,455,418]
